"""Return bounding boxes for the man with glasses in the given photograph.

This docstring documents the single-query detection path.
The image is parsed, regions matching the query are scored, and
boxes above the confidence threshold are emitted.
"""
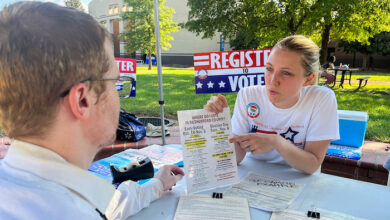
[0,2,183,219]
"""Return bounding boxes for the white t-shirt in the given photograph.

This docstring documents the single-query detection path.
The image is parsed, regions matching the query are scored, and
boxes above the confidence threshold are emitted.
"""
[232,85,340,164]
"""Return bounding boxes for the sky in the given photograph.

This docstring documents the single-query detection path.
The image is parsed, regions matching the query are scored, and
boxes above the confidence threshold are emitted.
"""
[0,0,92,11]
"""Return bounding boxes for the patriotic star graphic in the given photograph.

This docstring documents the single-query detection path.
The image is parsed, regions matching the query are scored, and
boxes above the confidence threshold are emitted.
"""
[207,81,214,88]
[250,125,258,133]
[218,80,226,88]
[196,81,203,89]
[280,127,299,143]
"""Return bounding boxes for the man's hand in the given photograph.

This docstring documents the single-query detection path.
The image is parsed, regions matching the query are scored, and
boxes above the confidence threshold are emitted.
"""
[204,94,228,114]
[154,165,184,191]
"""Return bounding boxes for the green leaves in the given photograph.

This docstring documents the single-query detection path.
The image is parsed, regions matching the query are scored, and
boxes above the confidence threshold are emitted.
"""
[121,0,180,66]
[339,32,390,56]
[64,0,84,11]
[185,0,390,54]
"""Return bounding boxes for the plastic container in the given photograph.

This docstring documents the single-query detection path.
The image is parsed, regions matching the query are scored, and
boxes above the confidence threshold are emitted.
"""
[145,57,156,65]
[331,110,368,148]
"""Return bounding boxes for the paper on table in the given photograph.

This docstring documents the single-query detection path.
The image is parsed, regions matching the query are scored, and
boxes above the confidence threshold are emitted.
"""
[177,108,238,193]
[270,209,367,220]
[225,172,305,211]
[88,144,183,182]
[127,144,183,169]
[270,209,333,220]
[174,194,251,220]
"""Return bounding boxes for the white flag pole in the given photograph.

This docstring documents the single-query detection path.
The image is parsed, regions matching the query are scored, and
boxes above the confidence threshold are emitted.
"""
[153,0,166,144]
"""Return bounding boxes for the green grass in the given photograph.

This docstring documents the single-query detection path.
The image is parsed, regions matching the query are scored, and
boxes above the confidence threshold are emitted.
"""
[121,67,240,118]
[350,72,390,82]
[327,72,390,143]
[1,67,388,143]
[122,67,390,143]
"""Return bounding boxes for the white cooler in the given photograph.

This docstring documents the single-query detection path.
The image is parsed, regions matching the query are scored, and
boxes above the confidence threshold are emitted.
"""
[331,110,368,148]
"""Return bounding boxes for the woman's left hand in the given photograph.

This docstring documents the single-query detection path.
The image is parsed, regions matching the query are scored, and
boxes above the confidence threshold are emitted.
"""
[229,133,280,155]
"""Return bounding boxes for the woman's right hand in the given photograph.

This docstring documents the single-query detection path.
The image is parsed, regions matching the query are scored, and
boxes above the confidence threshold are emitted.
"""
[204,94,228,114]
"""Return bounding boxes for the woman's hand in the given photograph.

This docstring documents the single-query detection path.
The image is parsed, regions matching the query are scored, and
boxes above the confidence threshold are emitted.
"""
[230,133,280,155]
[231,133,330,174]
[204,94,228,114]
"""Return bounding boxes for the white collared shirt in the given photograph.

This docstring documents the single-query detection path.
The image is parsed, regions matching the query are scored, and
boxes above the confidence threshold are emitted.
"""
[0,140,164,220]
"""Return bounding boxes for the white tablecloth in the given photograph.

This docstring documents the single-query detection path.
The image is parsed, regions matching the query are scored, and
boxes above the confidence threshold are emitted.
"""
[130,157,390,219]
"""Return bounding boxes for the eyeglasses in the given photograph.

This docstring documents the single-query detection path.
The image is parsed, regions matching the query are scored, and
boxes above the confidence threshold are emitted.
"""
[115,76,134,99]
[60,76,134,99]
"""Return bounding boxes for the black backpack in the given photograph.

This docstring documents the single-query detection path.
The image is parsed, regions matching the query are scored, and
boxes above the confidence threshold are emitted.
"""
[116,108,146,142]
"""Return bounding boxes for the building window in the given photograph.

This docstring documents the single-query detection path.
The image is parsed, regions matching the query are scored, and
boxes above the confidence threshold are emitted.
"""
[122,4,133,12]
[109,5,119,15]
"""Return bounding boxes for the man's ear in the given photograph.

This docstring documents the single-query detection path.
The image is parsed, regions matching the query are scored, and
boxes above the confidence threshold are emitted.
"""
[303,73,316,86]
[67,83,92,120]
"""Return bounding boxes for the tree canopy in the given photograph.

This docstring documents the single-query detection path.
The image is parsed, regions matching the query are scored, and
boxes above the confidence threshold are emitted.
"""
[185,0,390,64]
[339,32,390,56]
[121,0,180,69]
[339,31,390,69]
[64,0,84,11]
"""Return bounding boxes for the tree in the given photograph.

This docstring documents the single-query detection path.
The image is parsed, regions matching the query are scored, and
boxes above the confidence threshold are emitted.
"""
[64,0,84,11]
[185,0,390,63]
[186,0,329,49]
[305,0,390,64]
[121,0,180,70]
[338,32,390,69]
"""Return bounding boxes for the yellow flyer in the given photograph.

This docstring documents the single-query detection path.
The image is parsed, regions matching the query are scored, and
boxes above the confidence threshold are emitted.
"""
[177,108,238,193]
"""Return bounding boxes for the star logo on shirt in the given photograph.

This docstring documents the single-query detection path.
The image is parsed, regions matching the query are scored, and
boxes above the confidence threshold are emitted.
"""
[218,80,226,88]
[250,125,258,133]
[196,81,203,89]
[280,127,299,143]
[207,81,214,88]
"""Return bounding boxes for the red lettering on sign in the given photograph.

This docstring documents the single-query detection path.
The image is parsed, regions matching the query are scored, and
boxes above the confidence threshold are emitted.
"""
[193,49,272,71]
[115,58,137,73]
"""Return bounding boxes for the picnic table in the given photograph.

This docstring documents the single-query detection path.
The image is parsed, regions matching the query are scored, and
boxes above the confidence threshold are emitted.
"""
[328,68,358,89]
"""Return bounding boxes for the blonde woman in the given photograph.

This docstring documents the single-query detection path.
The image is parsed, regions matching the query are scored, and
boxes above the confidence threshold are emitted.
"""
[205,35,339,174]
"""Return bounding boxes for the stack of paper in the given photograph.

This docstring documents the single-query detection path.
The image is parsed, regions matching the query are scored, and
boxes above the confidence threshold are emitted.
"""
[174,194,251,220]
[271,209,367,220]
[225,173,305,211]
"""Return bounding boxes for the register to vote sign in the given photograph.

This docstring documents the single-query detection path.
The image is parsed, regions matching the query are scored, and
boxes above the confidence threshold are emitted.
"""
[193,49,271,94]
[115,58,136,97]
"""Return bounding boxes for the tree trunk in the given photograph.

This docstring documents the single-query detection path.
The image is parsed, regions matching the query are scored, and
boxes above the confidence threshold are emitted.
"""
[352,52,356,68]
[362,54,368,70]
[148,53,152,70]
[320,24,332,65]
